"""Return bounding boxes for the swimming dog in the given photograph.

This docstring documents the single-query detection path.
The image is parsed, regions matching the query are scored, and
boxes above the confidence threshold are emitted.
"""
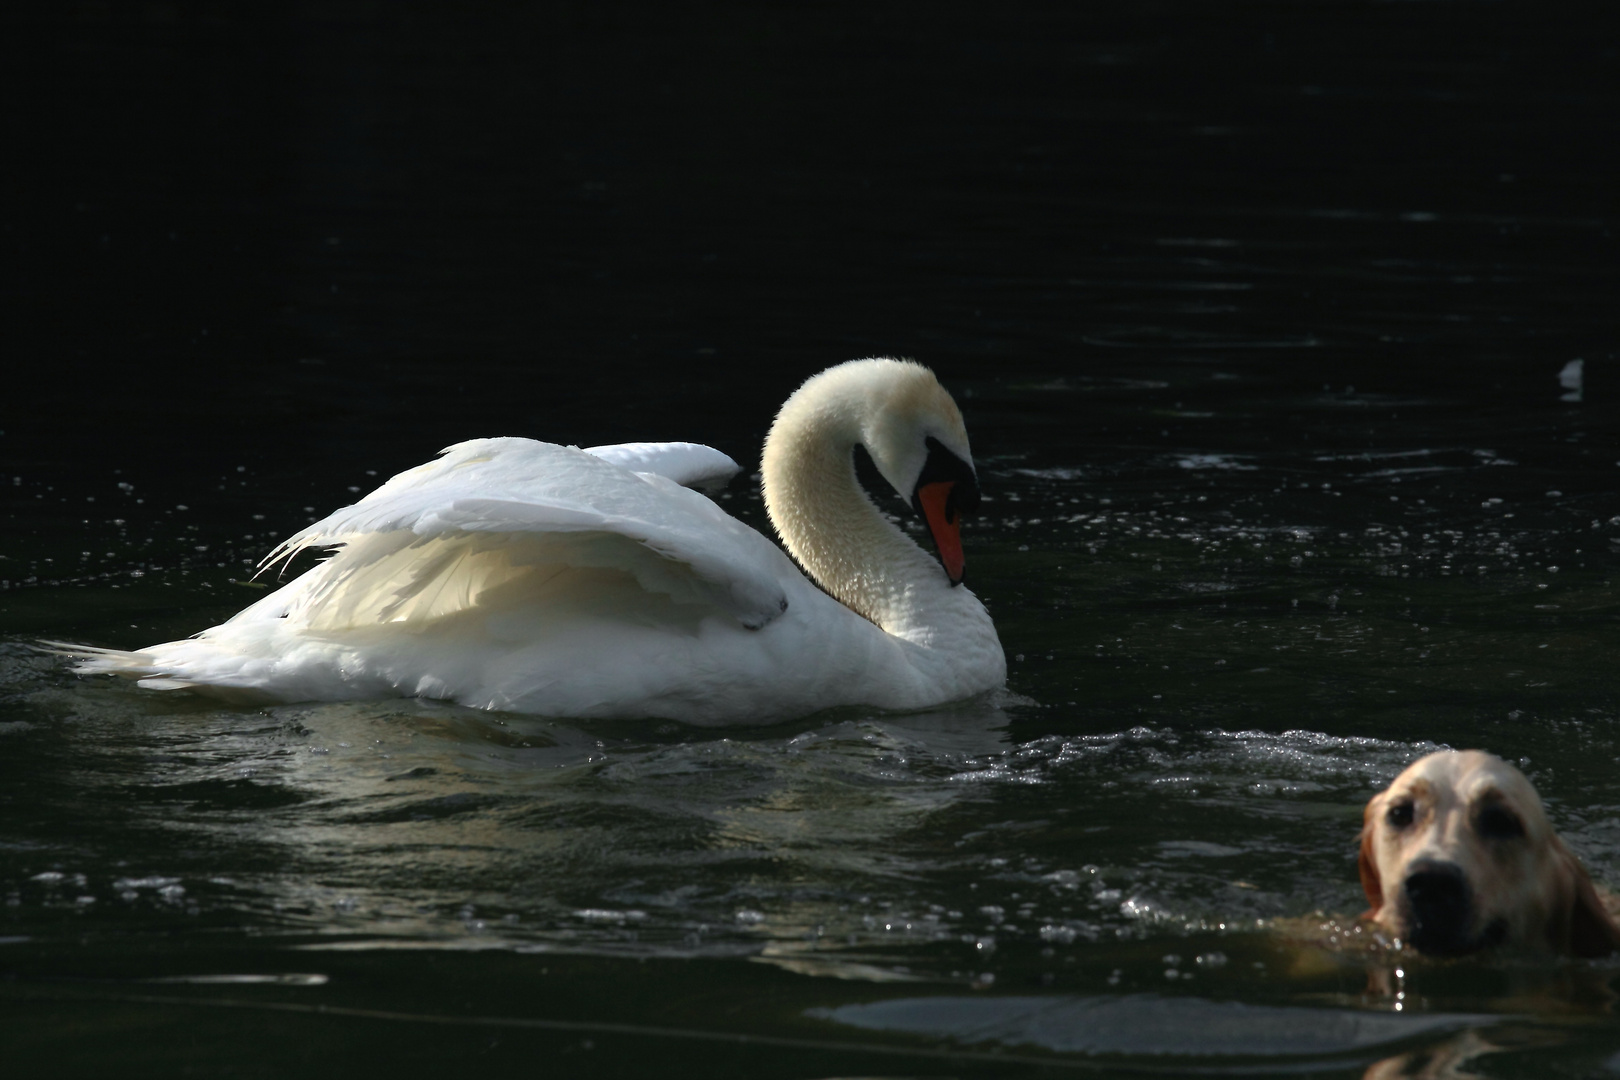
[1358,750,1620,958]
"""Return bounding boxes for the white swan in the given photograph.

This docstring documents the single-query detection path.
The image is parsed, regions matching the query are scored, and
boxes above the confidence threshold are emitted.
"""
[55,358,1006,724]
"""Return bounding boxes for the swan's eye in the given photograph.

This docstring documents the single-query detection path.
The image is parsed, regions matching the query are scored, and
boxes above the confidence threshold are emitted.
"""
[1386,800,1415,829]
[916,436,979,515]
[1477,803,1524,841]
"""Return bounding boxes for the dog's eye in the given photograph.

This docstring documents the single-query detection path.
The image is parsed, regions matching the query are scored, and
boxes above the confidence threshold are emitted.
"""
[1386,800,1415,829]
[1477,804,1524,840]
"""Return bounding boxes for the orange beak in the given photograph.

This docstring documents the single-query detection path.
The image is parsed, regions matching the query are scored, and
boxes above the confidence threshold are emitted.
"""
[916,480,965,585]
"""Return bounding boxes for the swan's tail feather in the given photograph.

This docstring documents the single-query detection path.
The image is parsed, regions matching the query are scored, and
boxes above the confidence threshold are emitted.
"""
[35,640,198,688]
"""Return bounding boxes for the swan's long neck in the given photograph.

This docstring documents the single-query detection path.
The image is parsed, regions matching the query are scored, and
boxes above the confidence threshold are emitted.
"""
[761,386,954,634]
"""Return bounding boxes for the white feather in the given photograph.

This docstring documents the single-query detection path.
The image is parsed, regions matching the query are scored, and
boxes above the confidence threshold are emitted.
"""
[581,441,740,491]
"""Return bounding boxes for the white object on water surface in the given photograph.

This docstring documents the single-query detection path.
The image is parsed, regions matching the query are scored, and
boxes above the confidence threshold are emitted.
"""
[1559,358,1583,403]
[53,359,1005,724]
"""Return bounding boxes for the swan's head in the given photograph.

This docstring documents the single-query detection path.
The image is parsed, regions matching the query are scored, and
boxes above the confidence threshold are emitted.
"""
[767,357,980,586]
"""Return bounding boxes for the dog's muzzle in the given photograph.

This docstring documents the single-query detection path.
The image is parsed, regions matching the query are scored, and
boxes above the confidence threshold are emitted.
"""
[1401,859,1505,956]
[1404,860,1472,955]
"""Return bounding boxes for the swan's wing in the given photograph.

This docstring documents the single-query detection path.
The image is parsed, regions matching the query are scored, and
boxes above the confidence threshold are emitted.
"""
[257,438,788,631]
[582,441,741,491]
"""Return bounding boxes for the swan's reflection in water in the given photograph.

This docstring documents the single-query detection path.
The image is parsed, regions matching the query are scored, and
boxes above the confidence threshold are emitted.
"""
[43,678,1021,959]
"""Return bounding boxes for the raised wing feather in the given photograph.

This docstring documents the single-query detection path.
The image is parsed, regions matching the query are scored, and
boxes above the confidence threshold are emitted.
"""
[258,438,788,631]
[582,441,741,490]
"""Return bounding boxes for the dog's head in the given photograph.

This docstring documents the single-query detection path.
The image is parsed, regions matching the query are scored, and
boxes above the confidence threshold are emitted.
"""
[1359,750,1618,958]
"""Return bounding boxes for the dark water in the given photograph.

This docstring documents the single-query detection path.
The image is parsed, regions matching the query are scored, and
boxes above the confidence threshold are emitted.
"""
[4,3,1618,1076]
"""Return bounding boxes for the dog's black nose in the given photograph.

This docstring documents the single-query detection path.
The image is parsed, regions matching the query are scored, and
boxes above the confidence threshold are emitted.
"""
[1403,860,1477,956]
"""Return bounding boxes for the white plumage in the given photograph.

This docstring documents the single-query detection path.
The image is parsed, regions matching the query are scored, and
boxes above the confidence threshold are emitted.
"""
[55,359,1006,724]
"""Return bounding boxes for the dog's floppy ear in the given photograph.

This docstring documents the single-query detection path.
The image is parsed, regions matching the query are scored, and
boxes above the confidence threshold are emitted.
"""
[1358,801,1384,914]
[1554,844,1620,959]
